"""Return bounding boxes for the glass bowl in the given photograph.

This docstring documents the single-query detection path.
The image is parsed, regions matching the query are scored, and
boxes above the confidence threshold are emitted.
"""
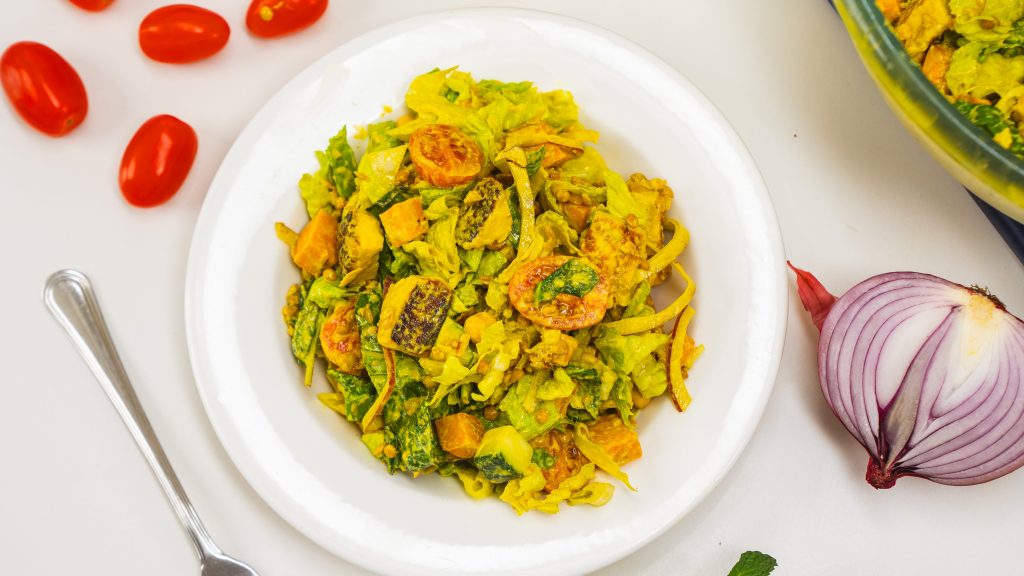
[834,0,1024,223]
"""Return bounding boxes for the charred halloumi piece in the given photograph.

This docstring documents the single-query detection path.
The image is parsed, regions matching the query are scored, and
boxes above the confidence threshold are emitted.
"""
[455,178,512,250]
[377,276,453,356]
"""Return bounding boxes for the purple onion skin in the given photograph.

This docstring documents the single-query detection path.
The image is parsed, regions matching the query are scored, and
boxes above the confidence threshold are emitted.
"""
[791,264,1024,489]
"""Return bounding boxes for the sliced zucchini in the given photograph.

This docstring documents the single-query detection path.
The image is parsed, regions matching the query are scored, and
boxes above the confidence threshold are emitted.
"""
[377,275,453,356]
[473,425,534,483]
[456,178,512,249]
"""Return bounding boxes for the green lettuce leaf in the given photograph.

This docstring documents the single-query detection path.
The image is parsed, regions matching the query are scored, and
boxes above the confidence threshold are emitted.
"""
[557,146,608,185]
[565,363,602,419]
[604,169,645,224]
[537,368,576,400]
[469,320,522,401]
[365,120,402,154]
[499,463,608,515]
[328,127,357,199]
[326,369,376,422]
[623,280,655,318]
[391,68,497,160]
[291,289,324,386]
[631,355,668,399]
[428,356,474,406]
[952,0,1024,42]
[478,249,509,277]
[355,290,387,394]
[356,144,408,206]
[610,374,635,426]
[402,207,461,284]
[541,89,580,130]
[395,398,443,472]
[297,127,357,218]
[533,211,579,255]
[594,328,671,375]
[306,277,356,309]
[499,374,562,440]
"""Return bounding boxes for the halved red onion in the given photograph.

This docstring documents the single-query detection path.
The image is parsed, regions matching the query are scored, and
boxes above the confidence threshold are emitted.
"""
[790,264,1024,488]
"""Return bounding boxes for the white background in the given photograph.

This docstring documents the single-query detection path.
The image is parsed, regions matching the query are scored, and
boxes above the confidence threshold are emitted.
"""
[2,1,1022,575]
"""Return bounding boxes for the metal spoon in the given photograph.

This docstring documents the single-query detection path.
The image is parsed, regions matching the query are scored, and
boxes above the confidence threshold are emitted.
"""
[44,269,261,576]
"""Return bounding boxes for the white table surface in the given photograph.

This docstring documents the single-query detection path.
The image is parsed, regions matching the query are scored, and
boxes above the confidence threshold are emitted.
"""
[2,1,1022,574]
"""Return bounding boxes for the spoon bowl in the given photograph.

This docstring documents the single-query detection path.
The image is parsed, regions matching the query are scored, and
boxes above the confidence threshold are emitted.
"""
[43,269,261,576]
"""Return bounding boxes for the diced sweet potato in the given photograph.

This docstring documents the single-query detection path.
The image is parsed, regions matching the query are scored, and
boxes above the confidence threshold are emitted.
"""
[291,209,338,276]
[588,414,642,465]
[531,429,589,492]
[463,312,496,343]
[379,197,429,248]
[562,203,593,232]
[526,143,581,168]
[921,44,954,94]
[435,413,485,459]
[877,0,902,22]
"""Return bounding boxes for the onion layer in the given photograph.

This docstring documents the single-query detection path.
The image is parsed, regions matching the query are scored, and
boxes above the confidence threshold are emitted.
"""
[791,263,1024,488]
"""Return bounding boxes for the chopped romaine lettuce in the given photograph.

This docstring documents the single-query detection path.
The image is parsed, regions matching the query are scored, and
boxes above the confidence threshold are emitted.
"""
[356,144,408,207]
[280,68,700,514]
[594,328,671,375]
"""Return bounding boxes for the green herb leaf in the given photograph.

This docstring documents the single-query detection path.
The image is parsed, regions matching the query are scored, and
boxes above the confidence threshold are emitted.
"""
[534,259,599,305]
[727,551,778,576]
[532,448,555,469]
[526,145,546,176]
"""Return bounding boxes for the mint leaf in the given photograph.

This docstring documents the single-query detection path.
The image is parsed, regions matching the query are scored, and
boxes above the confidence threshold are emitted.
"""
[531,448,555,469]
[533,258,599,305]
[727,551,778,576]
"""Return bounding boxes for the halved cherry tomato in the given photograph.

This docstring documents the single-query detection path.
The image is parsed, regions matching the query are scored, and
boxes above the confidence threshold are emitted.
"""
[139,5,230,64]
[119,115,198,207]
[245,0,328,38]
[409,124,483,188]
[320,301,363,374]
[508,255,611,330]
[1,42,88,137]
[68,0,114,11]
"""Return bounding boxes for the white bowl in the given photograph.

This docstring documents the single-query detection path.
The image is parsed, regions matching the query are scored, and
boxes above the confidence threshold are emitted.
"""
[185,8,787,576]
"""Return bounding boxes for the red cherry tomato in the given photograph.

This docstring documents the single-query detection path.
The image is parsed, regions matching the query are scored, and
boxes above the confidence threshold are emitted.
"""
[119,115,198,207]
[245,0,328,38]
[139,5,230,64]
[1,42,88,137]
[68,0,114,11]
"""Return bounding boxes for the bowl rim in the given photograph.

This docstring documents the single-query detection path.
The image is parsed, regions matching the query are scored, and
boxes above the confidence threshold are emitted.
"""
[834,0,1024,222]
[182,6,789,576]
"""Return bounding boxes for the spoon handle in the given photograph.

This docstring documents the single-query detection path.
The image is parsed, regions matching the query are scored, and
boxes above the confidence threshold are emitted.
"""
[43,269,220,560]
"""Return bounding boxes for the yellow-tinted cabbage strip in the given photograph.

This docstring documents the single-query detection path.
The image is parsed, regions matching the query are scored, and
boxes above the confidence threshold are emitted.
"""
[601,263,694,335]
[573,424,636,491]
[637,219,688,282]
[495,148,536,283]
[668,306,700,412]
[360,348,396,432]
